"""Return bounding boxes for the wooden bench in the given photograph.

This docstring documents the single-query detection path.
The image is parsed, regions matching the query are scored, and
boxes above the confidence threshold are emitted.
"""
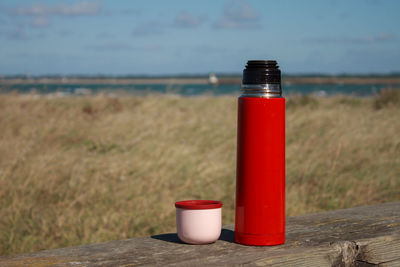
[1,202,399,266]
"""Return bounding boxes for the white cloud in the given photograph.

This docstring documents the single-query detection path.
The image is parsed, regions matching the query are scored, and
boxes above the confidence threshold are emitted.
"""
[8,1,102,30]
[306,34,395,44]
[213,0,260,29]
[224,0,259,21]
[11,1,102,17]
[31,16,50,27]
[174,12,205,28]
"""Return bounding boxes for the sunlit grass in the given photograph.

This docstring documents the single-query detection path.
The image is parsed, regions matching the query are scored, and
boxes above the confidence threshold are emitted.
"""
[0,90,399,255]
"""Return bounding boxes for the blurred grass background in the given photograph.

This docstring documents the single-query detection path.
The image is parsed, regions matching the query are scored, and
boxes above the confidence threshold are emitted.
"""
[0,91,399,255]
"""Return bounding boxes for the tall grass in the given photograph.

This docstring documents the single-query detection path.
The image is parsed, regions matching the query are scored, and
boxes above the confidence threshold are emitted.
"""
[0,91,399,255]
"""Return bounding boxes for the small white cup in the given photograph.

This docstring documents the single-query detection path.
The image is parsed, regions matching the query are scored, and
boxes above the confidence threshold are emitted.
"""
[175,200,223,244]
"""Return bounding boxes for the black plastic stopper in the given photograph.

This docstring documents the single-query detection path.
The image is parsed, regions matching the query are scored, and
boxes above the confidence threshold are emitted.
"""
[242,60,281,85]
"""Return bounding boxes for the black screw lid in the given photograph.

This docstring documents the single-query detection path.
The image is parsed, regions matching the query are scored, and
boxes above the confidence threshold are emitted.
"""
[242,60,281,85]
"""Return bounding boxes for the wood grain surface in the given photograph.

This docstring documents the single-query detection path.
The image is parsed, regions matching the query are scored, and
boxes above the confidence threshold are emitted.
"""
[1,202,399,266]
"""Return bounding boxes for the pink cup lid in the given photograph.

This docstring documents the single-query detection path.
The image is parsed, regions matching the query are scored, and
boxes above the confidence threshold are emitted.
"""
[175,200,223,210]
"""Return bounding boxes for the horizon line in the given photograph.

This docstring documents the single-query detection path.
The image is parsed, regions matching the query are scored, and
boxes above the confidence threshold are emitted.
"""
[2,72,400,78]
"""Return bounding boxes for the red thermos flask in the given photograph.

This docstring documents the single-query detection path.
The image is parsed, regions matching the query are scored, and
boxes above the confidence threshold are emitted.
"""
[235,60,285,246]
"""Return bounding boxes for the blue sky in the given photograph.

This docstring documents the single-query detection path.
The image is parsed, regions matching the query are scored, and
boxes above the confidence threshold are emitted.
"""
[0,0,399,75]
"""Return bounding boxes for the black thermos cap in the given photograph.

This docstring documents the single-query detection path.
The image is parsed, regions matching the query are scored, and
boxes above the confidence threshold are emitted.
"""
[242,60,281,85]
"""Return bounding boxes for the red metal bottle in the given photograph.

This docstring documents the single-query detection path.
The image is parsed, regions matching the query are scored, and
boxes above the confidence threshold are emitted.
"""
[235,60,285,246]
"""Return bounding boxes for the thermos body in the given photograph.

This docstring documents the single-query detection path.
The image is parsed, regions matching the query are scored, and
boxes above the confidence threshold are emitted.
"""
[235,60,285,246]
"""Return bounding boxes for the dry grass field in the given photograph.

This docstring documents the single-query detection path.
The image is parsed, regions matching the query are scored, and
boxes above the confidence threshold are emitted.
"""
[0,90,399,255]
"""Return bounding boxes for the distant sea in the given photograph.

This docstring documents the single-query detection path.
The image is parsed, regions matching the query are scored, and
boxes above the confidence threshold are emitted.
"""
[0,83,389,97]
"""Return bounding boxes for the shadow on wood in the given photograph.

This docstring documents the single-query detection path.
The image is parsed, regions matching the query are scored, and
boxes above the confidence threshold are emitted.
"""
[151,229,235,245]
[151,233,182,244]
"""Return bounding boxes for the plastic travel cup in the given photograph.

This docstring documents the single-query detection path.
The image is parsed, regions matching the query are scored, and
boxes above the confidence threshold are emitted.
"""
[175,200,223,244]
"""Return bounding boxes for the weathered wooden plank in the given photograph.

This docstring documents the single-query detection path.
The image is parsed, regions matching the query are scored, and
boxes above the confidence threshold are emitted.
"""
[379,259,400,267]
[0,202,399,267]
[356,235,400,264]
